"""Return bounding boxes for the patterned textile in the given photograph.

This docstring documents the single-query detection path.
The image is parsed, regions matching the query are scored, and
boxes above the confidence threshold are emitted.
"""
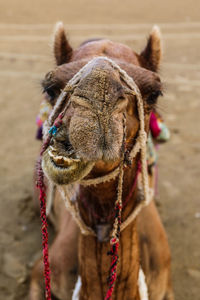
[36,100,52,140]
[148,111,170,167]
[150,111,170,142]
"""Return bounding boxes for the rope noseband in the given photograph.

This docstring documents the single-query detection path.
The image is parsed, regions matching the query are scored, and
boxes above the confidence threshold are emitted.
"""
[37,57,152,300]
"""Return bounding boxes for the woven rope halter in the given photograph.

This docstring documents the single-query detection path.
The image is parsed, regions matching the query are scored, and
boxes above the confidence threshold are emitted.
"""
[37,57,153,300]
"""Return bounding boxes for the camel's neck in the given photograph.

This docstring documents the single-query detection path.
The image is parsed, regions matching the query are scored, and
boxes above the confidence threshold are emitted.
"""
[77,161,141,300]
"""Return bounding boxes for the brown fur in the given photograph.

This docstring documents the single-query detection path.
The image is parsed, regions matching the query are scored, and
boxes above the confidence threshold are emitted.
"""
[30,24,173,300]
[139,26,162,72]
[53,22,73,66]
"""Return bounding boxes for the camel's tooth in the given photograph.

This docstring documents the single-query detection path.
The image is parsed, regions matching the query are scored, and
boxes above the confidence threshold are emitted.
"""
[62,156,81,163]
[54,156,65,165]
[62,157,73,164]
[53,156,69,166]
[49,146,57,152]
[48,150,55,158]
[48,148,81,168]
[53,155,78,169]
[72,158,81,163]
[48,148,58,157]
[54,155,65,160]
[48,151,63,160]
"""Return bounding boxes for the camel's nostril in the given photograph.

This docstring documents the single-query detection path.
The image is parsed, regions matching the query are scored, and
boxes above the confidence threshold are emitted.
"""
[99,132,110,151]
[55,134,75,155]
[102,137,108,150]
[64,136,74,152]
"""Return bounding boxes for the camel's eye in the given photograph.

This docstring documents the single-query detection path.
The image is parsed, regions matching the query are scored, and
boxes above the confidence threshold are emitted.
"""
[146,90,162,105]
[43,87,58,105]
[46,88,56,99]
[71,96,92,109]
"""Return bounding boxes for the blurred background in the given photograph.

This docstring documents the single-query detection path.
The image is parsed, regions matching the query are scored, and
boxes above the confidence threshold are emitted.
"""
[0,0,200,299]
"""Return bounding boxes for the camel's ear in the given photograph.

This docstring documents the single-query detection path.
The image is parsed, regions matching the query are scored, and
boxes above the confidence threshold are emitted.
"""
[53,22,73,66]
[139,25,162,72]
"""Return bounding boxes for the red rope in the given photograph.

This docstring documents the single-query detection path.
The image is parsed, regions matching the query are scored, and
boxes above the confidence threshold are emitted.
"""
[36,157,51,300]
[105,200,122,300]
[36,130,57,300]
[105,240,119,300]
[35,112,65,300]
[105,162,141,300]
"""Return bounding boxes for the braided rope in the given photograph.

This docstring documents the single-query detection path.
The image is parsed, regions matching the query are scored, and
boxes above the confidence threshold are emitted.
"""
[49,56,152,234]
[104,113,126,300]
[36,138,52,300]
[39,56,152,300]
[79,166,120,186]
[105,160,124,300]
[54,57,151,235]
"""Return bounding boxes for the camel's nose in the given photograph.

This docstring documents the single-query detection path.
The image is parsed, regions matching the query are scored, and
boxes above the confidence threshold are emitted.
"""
[68,110,123,162]
[97,111,110,146]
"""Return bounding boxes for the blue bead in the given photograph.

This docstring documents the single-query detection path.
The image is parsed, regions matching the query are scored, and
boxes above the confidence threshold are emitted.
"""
[49,125,57,136]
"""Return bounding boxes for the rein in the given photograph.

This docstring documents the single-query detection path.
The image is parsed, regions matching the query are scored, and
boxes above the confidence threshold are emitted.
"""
[36,56,152,300]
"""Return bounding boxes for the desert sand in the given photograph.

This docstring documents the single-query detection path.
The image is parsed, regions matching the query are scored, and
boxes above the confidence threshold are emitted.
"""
[0,0,200,299]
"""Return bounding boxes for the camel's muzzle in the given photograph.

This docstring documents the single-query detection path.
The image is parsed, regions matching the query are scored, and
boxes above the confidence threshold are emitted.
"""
[42,126,95,185]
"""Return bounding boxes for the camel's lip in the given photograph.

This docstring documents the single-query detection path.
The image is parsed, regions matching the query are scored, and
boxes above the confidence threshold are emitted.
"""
[42,145,95,185]
[48,146,81,169]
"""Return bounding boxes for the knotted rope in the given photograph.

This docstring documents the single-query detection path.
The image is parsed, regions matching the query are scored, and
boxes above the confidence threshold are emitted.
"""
[37,56,152,300]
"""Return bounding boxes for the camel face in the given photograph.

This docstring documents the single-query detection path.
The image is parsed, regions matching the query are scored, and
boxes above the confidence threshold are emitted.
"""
[41,25,163,185]
[42,58,141,184]
[42,58,163,185]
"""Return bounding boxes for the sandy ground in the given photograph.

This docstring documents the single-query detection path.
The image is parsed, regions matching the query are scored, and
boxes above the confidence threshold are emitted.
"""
[0,0,200,299]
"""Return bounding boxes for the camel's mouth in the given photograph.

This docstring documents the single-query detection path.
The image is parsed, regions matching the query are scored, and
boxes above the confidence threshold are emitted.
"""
[48,146,81,169]
[42,139,95,185]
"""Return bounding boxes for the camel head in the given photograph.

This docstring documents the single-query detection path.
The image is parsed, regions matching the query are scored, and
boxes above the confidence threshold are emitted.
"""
[41,23,163,185]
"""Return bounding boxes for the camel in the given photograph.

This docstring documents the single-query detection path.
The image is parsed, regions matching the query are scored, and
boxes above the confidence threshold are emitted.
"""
[30,22,174,300]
